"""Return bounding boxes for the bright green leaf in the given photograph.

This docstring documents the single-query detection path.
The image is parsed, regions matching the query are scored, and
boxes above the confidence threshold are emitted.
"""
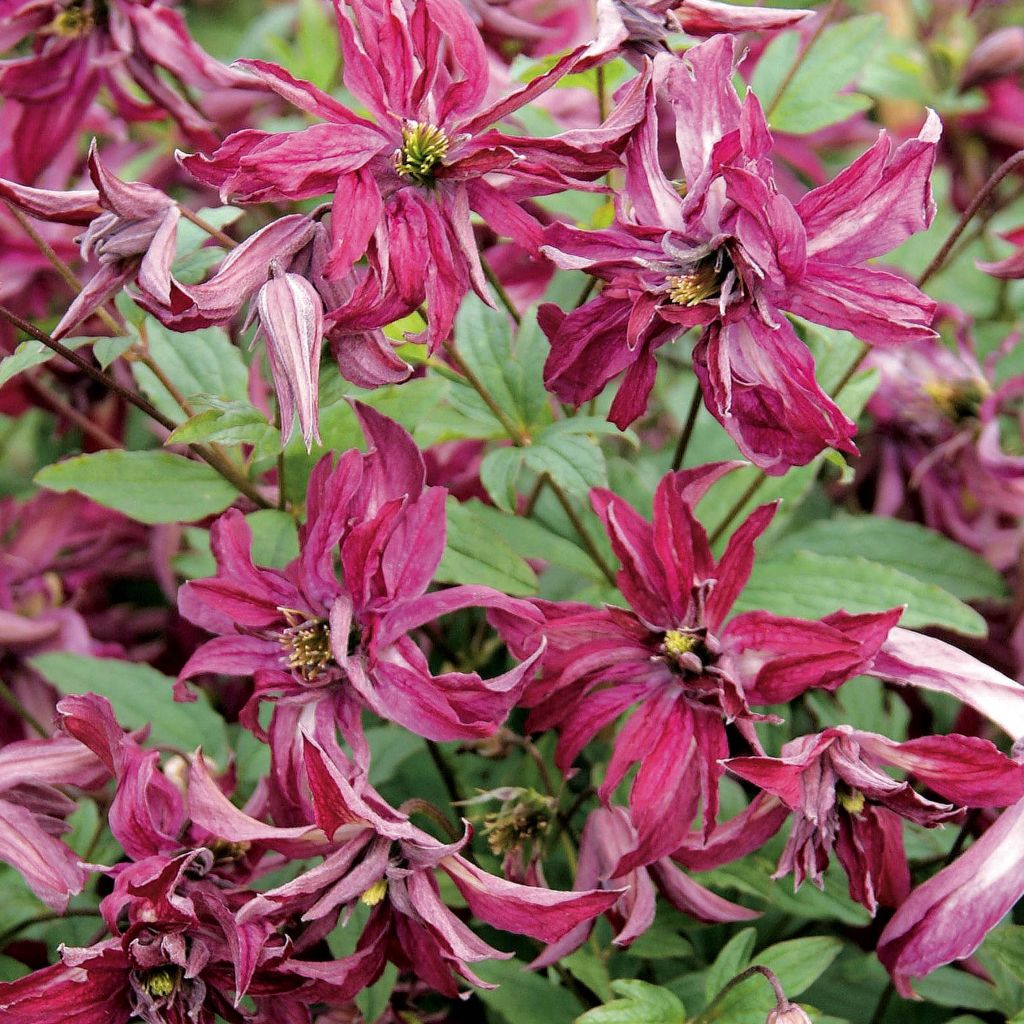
[734,550,986,636]
[577,979,686,1024]
[35,450,239,524]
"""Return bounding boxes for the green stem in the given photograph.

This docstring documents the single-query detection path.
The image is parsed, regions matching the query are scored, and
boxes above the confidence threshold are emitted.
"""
[694,965,790,1024]
[670,380,703,471]
[480,254,522,325]
[0,679,48,737]
[917,147,1024,286]
[765,0,840,119]
[0,305,271,509]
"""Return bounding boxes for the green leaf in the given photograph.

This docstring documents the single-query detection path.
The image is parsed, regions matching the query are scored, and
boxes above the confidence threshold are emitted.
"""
[706,928,757,1002]
[481,446,525,512]
[355,963,397,1024]
[473,960,583,1023]
[468,501,605,581]
[30,652,229,763]
[167,403,278,447]
[733,550,987,636]
[36,450,239,524]
[453,297,551,435]
[435,497,537,595]
[93,335,135,369]
[751,15,884,134]
[577,980,686,1024]
[912,967,1002,1012]
[525,428,607,497]
[132,321,248,422]
[0,336,91,387]
[0,955,28,981]
[755,937,843,997]
[773,515,1008,601]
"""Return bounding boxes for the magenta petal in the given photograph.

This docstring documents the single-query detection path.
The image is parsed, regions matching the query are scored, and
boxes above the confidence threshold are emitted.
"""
[877,796,1024,997]
[442,854,621,943]
[873,628,1024,739]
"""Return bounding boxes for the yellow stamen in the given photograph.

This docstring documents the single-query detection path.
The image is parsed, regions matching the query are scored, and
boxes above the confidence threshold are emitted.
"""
[360,879,388,906]
[278,608,333,681]
[395,122,450,187]
[139,965,182,999]
[666,263,720,306]
[47,5,94,37]
[837,789,866,815]
[663,629,699,659]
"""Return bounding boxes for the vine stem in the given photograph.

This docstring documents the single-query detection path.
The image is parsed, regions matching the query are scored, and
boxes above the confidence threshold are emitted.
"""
[694,965,791,1024]
[765,0,840,119]
[178,205,239,249]
[480,254,522,325]
[917,147,1024,286]
[22,370,122,449]
[0,907,102,951]
[4,199,123,337]
[670,379,703,471]
[0,305,271,509]
[0,679,48,737]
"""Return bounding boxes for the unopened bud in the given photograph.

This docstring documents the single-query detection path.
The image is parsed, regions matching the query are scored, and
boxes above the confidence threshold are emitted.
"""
[767,1003,813,1024]
[960,27,1024,90]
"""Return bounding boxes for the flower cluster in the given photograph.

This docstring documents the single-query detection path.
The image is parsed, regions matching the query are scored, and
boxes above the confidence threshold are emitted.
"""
[1,1,1024,1022]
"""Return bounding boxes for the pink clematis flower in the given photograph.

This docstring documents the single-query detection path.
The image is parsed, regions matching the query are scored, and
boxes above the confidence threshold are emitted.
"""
[726,726,1024,913]
[500,464,901,872]
[0,0,260,183]
[589,0,813,67]
[540,37,940,471]
[178,405,545,762]
[0,730,107,909]
[180,0,645,349]
[0,141,181,339]
[864,313,1024,570]
[189,736,620,999]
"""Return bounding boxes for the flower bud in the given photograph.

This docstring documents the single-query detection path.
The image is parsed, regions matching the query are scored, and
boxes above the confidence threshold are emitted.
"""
[767,1003,814,1024]
[255,264,324,451]
[960,27,1024,90]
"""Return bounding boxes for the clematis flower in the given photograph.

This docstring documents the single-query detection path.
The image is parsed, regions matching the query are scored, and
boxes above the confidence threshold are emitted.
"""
[540,37,939,470]
[178,404,545,761]
[529,804,757,968]
[588,0,813,67]
[877,795,1024,997]
[188,735,620,1000]
[499,464,900,872]
[725,726,1024,913]
[863,314,1024,570]
[0,140,180,339]
[0,846,309,1024]
[0,730,107,909]
[180,0,645,349]
[0,0,261,183]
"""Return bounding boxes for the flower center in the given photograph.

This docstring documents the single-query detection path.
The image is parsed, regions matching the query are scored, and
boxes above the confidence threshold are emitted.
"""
[923,378,987,423]
[278,609,333,681]
[48,4,95,36]
[666,262,721,306]
[360,879,388,906]
[837,787,866,814]
[395,122,450,186]
[663,629,699,658]
[482,789,553,856]
[139,965,183,1000]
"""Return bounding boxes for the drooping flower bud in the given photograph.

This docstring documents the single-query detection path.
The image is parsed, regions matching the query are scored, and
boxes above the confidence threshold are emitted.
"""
[254,264,324,451]
[960,27,1024,90]
[766,1003,814,1024]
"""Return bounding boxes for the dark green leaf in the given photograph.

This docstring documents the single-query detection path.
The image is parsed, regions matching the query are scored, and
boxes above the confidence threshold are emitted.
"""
[30,652,229,763]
